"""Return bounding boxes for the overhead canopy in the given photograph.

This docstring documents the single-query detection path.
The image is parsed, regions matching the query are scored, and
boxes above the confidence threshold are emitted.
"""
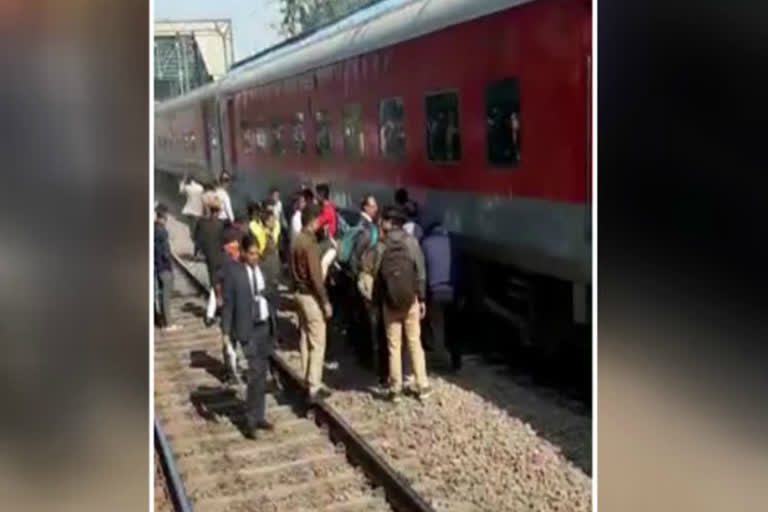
[155,19,235,79]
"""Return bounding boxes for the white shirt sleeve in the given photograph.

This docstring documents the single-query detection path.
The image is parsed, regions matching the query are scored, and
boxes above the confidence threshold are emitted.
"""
[217,189,234,222]
[291,210,302,237]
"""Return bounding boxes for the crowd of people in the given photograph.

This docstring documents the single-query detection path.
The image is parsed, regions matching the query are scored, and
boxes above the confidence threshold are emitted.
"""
[155,173,460,439]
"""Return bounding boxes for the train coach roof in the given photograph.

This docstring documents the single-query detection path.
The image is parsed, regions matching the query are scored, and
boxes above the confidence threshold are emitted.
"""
[156,0,537,111]
[221,0,536,94]
[155,81,219,114]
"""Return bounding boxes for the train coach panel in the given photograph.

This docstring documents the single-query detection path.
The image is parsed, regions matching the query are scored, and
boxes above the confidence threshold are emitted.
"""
[229,0,588,202]
[156,0,591,284]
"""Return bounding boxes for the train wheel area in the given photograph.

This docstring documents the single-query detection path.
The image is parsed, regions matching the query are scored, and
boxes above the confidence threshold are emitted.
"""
[155,210,592,511]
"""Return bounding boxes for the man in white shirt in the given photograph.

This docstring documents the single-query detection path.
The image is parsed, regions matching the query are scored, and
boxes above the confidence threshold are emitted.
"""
[179,175,204,218]
[179,176,204,255]
[269,187,286,230]
[221,234,275,438]
[290,190,311,241]
[215,172,235,223]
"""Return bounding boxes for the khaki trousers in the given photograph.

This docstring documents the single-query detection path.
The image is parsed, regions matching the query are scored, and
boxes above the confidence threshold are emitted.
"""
[383,300,429,393]
[295,293,327,394]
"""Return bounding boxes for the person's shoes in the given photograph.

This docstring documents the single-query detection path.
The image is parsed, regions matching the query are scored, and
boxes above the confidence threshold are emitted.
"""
[324,361,339,371]
[265,378,282,393]
[254,419,275,431]
[307,388,332,405]
[417,386,433,402]
[243,429,257,440]
[388,389,403,403]
[203,316,215,327]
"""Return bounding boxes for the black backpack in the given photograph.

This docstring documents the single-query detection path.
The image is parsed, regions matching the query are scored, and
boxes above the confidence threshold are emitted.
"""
[379,235,417,312]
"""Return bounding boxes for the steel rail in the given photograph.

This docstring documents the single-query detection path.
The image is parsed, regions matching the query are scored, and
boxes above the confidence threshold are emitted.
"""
[154,418,193,512]
[168,251,435,512]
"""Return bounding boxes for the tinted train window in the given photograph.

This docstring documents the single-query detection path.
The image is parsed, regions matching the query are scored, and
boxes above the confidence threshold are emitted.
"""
[315,110,333,157]
[343,103,364,159]
[270,118,286,156]
[486,78,521,166]
[425,91,461,162]
[379,97,406,159]
[293,112,306,155]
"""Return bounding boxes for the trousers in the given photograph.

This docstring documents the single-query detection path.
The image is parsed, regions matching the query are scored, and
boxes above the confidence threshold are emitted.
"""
[295,293,327,394]
[157,270,174,326]
[383,300,429,393]
[242,322,271,428]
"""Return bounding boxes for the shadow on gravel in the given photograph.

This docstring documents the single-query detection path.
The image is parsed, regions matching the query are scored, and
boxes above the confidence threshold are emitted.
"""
[189,350,230,384]
[189,385,252,438]
[180,302,206,319]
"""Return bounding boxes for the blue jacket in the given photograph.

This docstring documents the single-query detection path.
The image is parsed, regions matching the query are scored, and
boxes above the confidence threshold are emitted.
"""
[421,225,453,301]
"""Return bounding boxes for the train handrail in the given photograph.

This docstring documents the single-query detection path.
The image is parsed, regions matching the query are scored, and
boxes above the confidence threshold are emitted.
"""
[155,418,193,512]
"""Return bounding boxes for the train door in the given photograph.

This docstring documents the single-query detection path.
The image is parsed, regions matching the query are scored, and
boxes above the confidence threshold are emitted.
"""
[226,98,237,172]
[204,99,223,178]
[214,100,226,175]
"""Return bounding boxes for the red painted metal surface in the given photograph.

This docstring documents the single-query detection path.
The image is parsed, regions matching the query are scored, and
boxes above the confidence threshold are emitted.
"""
[224,0,590,204]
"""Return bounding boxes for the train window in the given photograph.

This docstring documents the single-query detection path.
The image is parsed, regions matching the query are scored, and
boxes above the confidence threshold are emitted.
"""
[293,112,306,155]
[315,110,333,156]
[425,91,461,162]
[343,103,364,159]
[379,97,406,159]
[240,119,258,154]
[270,118,286,156]
[486,78,521,166]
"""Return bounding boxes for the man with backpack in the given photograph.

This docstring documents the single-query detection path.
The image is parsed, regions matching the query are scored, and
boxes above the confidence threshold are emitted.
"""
[374,205,431,402]
[337,195,387,383]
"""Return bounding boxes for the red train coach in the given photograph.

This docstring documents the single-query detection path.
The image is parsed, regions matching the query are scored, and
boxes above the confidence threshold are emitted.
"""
[155,0,593,349]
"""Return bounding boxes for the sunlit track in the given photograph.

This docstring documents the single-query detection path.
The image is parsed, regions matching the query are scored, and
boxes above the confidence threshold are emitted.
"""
[153,253,438,512]
[155,214,591,511]
[155,292,397,512]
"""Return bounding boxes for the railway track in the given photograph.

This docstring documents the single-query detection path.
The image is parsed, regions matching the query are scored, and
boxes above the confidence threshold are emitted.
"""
[154,258,434,512]
[155,215,592,511]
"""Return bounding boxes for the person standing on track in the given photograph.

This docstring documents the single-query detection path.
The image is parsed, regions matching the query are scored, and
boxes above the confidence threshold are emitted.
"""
[221,234,275,438]
[255,203,282,341]
[215,172,235,224]
[346,194,387,386]
[315,183,338,240]
[194,198,226,327]
[375,205,431,402]
[218,225,247,384]
[269,187,287,231]
[179,175,204,255]
[290,190,309,242]
[290,203,334,404]
[421,221,459,371]
[154,205,181,332]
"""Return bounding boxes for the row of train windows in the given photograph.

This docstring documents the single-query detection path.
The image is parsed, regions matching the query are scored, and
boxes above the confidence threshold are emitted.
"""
[239,78,521,167]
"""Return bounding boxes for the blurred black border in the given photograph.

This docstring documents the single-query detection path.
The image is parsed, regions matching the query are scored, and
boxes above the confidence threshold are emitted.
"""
[598,0,767,508]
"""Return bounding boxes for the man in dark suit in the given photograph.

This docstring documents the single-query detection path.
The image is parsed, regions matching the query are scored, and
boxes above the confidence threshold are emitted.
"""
[221,234,275,438]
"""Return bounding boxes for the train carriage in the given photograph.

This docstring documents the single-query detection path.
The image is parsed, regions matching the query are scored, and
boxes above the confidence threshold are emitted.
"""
[155,0,592,353]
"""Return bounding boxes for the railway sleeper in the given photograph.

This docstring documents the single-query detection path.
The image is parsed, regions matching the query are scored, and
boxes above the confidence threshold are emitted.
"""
[191,471,376,512]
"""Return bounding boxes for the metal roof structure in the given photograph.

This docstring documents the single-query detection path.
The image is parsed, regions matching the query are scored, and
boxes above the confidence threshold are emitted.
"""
[154,19,235,101]
[156,0,535,109]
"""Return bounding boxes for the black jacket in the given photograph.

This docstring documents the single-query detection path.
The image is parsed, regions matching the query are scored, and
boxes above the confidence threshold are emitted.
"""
[221,262,271,343]
[194,217,225,270]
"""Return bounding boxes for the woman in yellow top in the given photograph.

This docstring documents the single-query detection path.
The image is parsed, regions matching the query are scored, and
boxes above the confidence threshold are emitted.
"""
[248,200,281,254]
